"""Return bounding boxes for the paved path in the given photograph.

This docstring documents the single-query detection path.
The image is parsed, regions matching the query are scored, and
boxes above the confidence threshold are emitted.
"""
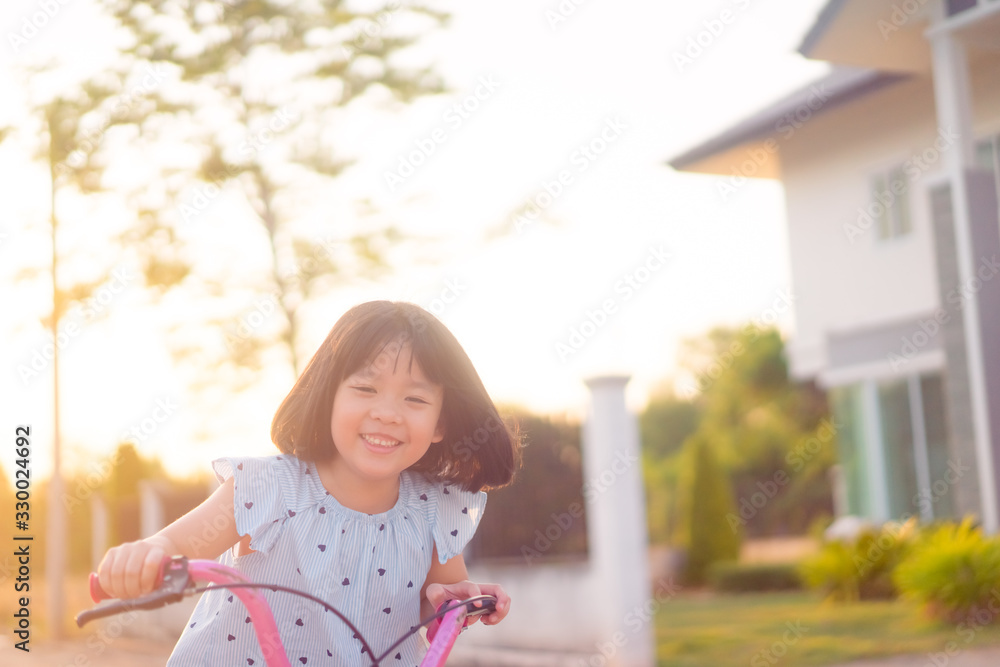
[0,636,174,666]
[7,636,1000,666]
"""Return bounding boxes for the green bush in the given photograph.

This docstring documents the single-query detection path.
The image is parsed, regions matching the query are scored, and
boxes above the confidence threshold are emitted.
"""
[708,561,802,593]
[799,518,916,601]
[679,436,741,585]
[894,517,1000,624]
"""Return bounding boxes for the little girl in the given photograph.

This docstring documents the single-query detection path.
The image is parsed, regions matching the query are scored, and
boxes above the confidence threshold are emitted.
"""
[97,301,520,665]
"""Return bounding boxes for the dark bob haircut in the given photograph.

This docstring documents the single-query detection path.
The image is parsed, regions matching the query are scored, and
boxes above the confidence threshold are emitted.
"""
[270,301,521,492]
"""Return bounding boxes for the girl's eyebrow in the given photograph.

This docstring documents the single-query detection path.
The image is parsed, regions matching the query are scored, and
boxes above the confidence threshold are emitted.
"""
[407,380,438,392]
[349,368,436,391]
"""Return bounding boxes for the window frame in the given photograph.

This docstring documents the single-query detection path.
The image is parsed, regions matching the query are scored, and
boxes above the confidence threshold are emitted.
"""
[869,163,913,243]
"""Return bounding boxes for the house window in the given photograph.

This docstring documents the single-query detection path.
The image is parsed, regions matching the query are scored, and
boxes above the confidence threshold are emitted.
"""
[976,133,998,180]
[975,134,997,172]
[870,165,911,241]
[919,375,956,520]
[829,373,957,522]
[829,384,872,517]
[976,134,1000,225]
[878,379,920,519]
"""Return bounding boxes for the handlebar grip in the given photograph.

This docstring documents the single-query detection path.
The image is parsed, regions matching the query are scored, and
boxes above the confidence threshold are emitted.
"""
[77,599,134,627]
[79,557,191,628]
[88,557,169,603]
[89,572,112,603]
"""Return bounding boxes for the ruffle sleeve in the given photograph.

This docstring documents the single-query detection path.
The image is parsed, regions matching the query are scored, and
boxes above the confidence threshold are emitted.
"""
[212,455,303,555]
[412,475,487,564]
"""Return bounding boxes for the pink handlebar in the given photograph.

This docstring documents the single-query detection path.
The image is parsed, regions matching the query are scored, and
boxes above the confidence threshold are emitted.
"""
[82,557,492,667]
[86,558,291,667]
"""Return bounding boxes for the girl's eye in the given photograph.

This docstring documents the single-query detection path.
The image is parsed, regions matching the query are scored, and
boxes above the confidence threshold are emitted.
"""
[351,386,375,393]
[406,397,429,405]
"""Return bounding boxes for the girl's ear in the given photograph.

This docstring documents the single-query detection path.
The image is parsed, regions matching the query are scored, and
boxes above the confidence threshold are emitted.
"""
[432,420,445,445]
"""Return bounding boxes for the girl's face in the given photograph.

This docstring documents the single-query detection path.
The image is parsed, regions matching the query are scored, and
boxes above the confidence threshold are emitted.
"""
[329,340,445,483]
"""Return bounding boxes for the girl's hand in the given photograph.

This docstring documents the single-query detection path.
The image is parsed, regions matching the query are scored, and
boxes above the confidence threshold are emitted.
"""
[96,535,175,600]
[424,580,511,627]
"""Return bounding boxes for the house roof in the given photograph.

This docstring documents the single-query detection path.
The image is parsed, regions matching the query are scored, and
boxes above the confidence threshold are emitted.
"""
[665,0,928,176]
[797,0,933,72]
[666,67,909,175]
[797,0,848,56]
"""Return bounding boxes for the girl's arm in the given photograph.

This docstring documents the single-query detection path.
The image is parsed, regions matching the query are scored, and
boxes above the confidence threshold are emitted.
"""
[420,545,510,627]
[97,476,243,599]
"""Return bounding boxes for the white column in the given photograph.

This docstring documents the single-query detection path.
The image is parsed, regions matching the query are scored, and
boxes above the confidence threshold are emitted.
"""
[583,375,654,667]
[927,19,999,532]
[139,480,165,539]
[91,494,108,572]
[829,464,848,518]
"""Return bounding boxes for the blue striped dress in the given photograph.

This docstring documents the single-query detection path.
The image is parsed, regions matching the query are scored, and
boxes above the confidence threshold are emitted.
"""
[166,454,486,666]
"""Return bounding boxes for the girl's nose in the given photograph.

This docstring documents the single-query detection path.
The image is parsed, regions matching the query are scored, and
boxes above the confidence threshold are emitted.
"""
[369,399,402,423]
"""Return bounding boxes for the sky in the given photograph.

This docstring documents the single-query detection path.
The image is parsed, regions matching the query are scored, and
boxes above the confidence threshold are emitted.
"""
[0,0,832,482]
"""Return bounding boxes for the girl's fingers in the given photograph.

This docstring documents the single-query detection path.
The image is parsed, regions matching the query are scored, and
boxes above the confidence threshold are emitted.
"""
[427,580,512,626]
[97,547,118,599]
[123,544,149,599]
[478,584,509,624]
[425,583,445,607]
[140,547,165,596]
[96,542,166,600]
[110,547,128,599]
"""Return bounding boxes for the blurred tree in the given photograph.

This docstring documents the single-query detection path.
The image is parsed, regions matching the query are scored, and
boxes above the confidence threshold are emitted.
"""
[640,326,835,547]
[640,391,702,544]
[680,325,835,538]
[641,391,702,461]
[2,58,182,637]
[98,0,455,387]
[4,60,190,341]
[675,433,741,585]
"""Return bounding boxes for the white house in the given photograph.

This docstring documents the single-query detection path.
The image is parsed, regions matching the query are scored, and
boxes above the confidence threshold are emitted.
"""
[668,0,1000,530]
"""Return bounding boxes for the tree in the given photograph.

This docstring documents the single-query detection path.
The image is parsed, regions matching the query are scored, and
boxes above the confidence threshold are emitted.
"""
[681,326,835,537]
[641,391,702,461]
[640,390,702,544]
[3,55,182,637]
[641,325,835,546]
[676,434,741,585]
[99,0,453,383]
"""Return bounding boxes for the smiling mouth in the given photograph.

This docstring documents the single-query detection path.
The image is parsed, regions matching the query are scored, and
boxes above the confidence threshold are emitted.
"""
[362,434,403,448]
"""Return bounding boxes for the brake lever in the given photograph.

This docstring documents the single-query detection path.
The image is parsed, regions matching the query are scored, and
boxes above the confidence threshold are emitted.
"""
[459,594,497,618]
[76,556,192,627]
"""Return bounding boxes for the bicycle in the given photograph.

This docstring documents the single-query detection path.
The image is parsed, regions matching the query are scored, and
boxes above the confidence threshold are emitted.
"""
[77,556,497,667]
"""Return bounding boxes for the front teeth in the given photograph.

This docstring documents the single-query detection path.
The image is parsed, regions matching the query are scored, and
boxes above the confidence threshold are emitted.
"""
[363,435,401,448]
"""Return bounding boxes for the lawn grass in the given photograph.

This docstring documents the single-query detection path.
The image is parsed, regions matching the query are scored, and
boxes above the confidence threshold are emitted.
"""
[656,590,1000,666]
